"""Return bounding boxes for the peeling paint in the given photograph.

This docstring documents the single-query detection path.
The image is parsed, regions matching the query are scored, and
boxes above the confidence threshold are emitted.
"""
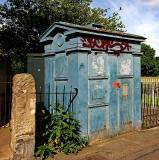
[42,22,143,140]
[92,56,104,76]
[120,59,132,75]
[89,129,109,143]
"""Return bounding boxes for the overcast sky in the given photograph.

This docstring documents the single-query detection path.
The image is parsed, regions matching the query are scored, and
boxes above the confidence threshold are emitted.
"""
[91,0,159,57]
[1,0,159,56]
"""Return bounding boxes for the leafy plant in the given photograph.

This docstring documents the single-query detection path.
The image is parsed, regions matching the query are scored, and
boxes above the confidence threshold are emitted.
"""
[35,103,88,159]
[142,121,147,129]
[35,145,56,159]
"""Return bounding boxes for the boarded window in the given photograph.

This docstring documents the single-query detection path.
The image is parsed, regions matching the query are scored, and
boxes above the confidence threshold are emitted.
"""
[122,84,129,98]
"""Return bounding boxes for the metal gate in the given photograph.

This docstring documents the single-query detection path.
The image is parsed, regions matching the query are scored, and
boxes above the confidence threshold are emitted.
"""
[36,85,78,130]
[35,85,78,146]
[0,81,12,127]
[141,82,159,128]
[36,85,78,112]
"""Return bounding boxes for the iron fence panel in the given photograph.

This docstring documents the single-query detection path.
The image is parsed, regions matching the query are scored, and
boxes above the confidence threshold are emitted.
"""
[141,82,159,128]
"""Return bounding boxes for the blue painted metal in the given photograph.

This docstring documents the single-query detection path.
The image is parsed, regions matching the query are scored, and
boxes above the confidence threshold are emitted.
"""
[133,56,142,128]
[40,22,146,139]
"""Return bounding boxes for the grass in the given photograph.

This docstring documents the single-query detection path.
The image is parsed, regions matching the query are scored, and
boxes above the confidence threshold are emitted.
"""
[141,94,159,107]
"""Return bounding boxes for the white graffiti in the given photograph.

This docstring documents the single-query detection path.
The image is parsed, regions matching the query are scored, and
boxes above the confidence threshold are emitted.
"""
[92,56,104,75]
[120,59,132,75]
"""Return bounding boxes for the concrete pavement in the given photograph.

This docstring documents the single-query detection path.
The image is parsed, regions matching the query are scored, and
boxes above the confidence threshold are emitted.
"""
[54,127,159,160]
[0,127,159,160]
[0,127,12,160]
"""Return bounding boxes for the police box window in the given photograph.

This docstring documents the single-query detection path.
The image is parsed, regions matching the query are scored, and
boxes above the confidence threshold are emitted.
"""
[122,84,129,98]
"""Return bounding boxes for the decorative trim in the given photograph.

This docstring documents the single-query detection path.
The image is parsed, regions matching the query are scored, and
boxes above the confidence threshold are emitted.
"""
[55,77,68,81]
[88,103,109,108]
[88,76,109,80]
[117,75,134,79]
[66,47,91,54]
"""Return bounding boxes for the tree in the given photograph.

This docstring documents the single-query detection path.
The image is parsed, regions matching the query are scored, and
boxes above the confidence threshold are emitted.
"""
[0,0,125,74]
[141,43,159,76]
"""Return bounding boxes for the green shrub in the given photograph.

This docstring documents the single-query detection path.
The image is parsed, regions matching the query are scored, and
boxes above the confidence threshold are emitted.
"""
[142,121,147,129]
[35,103,88,159]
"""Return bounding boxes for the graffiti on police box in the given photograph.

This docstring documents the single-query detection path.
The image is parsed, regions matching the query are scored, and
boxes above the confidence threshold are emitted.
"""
[81,38,131,54]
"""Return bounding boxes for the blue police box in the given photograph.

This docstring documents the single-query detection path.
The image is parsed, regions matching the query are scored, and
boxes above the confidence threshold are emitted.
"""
[40,22,146,140]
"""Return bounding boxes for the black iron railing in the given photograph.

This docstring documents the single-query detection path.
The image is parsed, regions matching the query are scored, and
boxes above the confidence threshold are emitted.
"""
[0,81,12,127]
[36,85,78,113]
[141,82,159,128]
[35,85,78,146]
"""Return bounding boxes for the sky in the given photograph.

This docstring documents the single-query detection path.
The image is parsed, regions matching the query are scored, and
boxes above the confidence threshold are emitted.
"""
[91,0,159,56]
[1,0,159,56]
[0,0,5,4]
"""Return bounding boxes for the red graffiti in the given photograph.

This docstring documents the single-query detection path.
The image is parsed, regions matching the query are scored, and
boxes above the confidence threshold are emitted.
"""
[113,82,120,88]
[94,51,103,55]
[81,38,131,54]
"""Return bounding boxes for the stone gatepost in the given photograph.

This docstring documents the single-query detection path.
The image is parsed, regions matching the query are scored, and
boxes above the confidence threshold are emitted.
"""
[11,74,36,160]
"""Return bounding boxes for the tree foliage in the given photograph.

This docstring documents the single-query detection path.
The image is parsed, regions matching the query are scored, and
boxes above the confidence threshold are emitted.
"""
[0,0,125,74]
[35,103,88,159]
[141,43,159,76]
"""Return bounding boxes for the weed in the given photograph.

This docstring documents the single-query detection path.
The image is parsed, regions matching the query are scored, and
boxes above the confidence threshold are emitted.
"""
[35,103,88,159]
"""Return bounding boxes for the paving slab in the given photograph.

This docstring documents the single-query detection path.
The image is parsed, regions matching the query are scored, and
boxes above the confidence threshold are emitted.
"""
[1,127,159,160]
[0,127,12,160]
[54,127,159,160]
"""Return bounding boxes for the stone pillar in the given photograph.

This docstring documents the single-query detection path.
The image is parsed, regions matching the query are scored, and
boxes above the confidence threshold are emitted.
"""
[11,74,36,160]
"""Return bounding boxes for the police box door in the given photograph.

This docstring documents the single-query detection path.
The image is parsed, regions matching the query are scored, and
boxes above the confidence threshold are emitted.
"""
[117,54,134,131]
[118,79,133,128]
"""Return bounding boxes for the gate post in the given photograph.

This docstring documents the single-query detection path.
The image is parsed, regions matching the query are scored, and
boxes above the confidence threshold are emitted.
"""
[10,74,36,159]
